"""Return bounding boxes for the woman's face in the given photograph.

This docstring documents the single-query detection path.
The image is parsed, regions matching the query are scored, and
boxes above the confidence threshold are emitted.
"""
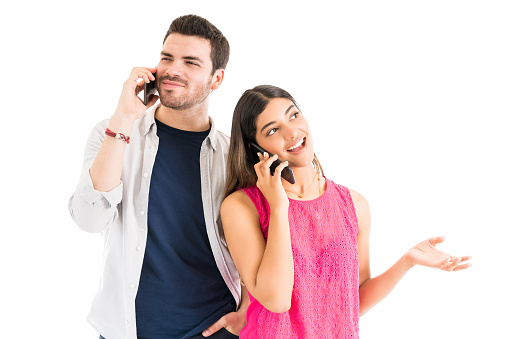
[255,97,314,168]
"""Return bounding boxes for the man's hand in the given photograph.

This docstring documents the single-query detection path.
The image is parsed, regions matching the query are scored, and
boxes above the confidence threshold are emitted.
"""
[202,285,249,337]
[109,67,158,134]
[201,309,247,337]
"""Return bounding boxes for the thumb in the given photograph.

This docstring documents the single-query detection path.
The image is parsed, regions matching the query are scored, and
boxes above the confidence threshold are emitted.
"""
[146,94,159,108]
[429,236,445,246]
[202,316,226,337]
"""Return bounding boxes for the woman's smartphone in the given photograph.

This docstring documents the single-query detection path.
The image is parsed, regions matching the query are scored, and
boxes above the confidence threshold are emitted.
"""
[250,142,295,184]
[144,73,157,105]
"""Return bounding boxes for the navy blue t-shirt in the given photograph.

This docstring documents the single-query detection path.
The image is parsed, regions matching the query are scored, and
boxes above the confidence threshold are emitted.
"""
[135,119,236,339]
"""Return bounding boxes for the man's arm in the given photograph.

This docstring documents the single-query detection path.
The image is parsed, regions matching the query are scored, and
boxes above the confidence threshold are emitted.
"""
[90,68,157,191]
[69,68,158,232]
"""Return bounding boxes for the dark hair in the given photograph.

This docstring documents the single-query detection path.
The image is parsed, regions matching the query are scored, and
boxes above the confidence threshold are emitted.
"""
[164,14,230,73]
[223,85,324,199]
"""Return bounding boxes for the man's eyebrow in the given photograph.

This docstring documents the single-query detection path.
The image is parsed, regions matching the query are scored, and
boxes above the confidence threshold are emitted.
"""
[160,52,204,64]
[260,104,295,133]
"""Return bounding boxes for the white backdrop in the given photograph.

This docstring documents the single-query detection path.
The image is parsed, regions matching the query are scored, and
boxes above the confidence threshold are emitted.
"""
[1,1,508,338]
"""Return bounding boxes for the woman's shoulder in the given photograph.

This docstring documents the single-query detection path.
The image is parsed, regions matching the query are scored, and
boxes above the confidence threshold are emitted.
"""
[326,178,369,211]
[222,189,252,208]
[222,186,261,212]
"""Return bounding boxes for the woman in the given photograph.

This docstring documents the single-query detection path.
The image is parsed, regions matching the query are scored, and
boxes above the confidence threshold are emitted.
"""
[220,85,471,338]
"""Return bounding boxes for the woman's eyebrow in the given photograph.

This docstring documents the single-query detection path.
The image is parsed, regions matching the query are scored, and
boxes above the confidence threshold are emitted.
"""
[260,105,295,133]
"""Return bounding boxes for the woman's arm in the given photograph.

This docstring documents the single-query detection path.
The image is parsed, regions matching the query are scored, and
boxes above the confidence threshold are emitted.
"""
[221,153,294,313]
[221,191,293,313]
[350,189,471,316]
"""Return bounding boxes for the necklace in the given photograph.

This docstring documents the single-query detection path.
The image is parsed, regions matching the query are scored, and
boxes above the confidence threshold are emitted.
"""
[285,172,320,199]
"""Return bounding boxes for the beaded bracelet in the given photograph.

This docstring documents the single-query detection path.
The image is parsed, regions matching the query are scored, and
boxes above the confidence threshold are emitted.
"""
[105,128,130,144]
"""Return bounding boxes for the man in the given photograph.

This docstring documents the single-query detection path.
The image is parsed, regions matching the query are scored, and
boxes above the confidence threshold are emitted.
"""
[69,15,247,339]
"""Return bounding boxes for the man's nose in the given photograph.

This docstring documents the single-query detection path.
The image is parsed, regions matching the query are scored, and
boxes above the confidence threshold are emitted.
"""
[164,61,184,77]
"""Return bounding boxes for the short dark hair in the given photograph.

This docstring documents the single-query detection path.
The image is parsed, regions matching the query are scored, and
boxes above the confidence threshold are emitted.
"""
[164,14,230,73]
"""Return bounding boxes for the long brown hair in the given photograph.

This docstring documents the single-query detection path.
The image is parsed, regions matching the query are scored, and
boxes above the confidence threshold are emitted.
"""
[223,85,324,200]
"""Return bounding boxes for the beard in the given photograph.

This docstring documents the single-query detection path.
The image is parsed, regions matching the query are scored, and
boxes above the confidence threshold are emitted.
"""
[157,75,213,110]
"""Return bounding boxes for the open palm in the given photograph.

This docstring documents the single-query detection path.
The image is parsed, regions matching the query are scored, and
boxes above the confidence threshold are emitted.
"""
[406,236,471,272]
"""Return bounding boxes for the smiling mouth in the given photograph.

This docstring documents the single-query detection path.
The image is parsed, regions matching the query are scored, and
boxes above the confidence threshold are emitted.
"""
[162,81,185,88]
[287,138,306,152]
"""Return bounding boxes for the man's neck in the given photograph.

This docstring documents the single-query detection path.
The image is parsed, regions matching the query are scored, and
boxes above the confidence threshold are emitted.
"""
[155,104,211,132]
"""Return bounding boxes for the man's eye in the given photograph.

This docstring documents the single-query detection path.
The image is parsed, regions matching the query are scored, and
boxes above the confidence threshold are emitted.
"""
[186,61,198,66]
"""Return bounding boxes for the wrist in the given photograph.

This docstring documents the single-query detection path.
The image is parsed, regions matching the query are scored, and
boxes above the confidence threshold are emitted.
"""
[108,113,137,135]
[269,205,289,218]
[401,251,417,270]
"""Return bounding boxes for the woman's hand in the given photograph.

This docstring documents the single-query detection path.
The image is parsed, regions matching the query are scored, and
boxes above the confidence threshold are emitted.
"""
[254,152,289,211]
[405,236,472,272]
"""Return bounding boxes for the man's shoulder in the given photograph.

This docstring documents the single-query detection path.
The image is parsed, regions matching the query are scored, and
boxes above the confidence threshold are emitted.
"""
[212,128,230,151]
[216,129,230,143]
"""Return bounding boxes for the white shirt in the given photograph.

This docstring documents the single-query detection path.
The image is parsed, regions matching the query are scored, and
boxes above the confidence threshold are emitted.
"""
[69,103,241,339]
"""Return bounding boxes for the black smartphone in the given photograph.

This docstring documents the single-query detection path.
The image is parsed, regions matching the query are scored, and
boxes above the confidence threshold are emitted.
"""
[250,142,295,184]
[143,73,157,105]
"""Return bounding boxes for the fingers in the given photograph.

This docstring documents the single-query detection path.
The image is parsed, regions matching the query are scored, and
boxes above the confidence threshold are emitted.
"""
[202,315,226,337]
[254,152,280,177]
[135,80,145,96]
[146,94,159,108]
[273,158,289,179]
[440,255,472,272]
[452,263,472,271]
[126,67,157,89]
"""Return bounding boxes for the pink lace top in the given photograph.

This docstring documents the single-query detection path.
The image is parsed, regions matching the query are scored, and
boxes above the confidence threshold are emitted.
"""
[239,179,359,338]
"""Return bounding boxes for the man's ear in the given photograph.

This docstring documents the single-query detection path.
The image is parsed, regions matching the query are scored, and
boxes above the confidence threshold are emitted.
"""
[211,69,225,90]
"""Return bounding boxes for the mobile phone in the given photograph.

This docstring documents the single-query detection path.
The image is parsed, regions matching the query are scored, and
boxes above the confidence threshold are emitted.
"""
[250,142,295,184]
[144,73,157,105]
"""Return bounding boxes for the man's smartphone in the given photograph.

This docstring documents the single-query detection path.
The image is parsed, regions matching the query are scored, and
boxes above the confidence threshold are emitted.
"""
[144,73,157,105]
[250,142,295,184]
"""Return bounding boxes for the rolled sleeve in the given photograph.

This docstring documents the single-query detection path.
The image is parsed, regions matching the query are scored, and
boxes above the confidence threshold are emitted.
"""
[69,119,123,233]
[69,171,123,233]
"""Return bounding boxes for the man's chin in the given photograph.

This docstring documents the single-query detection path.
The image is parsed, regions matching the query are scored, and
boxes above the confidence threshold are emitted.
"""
[159,96,188,111]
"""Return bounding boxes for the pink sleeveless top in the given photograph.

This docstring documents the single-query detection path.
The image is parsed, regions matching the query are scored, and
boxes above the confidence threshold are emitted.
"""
[239,179,359,338]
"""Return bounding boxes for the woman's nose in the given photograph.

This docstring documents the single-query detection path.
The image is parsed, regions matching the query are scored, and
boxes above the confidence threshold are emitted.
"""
[284,127,299,140]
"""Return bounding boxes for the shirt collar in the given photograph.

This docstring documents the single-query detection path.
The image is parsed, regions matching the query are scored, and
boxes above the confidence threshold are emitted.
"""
[142,102,218,151]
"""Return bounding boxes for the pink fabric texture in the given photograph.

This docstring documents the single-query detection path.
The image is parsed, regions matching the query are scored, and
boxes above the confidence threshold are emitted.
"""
[238,179,359,338]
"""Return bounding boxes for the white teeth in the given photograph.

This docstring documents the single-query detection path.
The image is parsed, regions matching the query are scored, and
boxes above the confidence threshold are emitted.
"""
[288,139,304,151]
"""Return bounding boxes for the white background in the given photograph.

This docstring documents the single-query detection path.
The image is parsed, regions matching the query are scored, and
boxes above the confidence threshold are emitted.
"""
[1,1,508,338]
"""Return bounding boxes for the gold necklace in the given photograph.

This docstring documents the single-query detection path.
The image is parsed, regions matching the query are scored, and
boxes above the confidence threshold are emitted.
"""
[285,172,320,198]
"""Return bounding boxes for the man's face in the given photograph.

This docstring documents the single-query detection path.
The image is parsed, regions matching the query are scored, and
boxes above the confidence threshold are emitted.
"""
[156,33,218,110]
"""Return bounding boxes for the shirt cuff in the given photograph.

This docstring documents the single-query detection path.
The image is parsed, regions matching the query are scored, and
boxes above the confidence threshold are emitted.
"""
[76,170,123,207]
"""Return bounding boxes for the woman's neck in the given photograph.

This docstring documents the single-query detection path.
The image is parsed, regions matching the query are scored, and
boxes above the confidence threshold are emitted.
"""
[282,164,324,200]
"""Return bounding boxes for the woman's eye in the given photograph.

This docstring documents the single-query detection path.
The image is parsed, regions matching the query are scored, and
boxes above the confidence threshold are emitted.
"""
[267,128,278,136]
[290,111,299,120]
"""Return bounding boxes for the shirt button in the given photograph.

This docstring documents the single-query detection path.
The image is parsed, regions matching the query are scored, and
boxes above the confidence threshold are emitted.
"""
[125,320,129,325]
[140,211,145,216]
[130,284,136,289]
[136,246,142,251]
[148,146,153,150]
[143,172,148,178]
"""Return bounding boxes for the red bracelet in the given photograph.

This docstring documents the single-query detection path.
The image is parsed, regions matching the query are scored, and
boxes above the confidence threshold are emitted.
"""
[105,128,130,144]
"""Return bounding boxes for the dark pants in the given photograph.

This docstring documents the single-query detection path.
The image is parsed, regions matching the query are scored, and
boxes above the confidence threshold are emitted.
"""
[100,328,239,339]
